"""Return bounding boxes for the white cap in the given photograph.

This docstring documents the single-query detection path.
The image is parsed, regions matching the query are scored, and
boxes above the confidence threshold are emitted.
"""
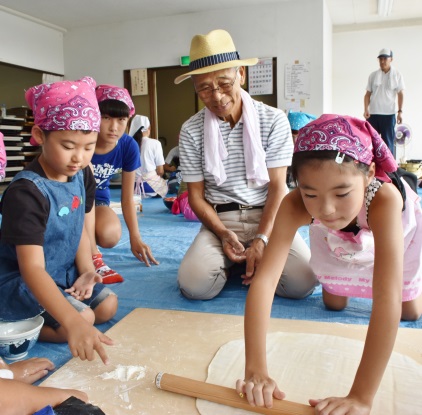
[129,114,150,136]
[377,48,393,58]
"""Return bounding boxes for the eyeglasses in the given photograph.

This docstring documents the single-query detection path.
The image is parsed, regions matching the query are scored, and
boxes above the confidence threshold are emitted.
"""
[195,73,238,99]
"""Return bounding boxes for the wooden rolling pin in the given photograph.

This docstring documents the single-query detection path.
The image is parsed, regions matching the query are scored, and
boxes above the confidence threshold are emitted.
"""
[155,372,314,415]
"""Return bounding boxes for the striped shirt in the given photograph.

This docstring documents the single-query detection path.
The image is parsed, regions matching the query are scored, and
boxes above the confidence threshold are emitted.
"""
[179,99,292,205]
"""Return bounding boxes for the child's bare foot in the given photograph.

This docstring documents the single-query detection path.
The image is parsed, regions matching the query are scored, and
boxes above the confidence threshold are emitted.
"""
[65,272,102,300]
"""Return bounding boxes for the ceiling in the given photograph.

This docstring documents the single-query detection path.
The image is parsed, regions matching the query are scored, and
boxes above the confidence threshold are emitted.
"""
[0,0,421,32]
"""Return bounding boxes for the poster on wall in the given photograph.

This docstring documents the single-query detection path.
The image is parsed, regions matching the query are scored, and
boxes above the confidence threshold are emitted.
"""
[284,62,310,99]
[130,68,148,96]
[248,58,273,96]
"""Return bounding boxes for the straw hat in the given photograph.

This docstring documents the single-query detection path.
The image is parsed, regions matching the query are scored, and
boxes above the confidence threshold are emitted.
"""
[174,29,258,84]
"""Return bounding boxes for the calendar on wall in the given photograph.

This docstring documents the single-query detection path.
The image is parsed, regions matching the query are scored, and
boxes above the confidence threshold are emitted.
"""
[130,68,148,96]
[248,58,273,96]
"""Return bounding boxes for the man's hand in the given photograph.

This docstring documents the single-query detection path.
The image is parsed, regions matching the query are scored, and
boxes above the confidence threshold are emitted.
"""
[221,230,246,263]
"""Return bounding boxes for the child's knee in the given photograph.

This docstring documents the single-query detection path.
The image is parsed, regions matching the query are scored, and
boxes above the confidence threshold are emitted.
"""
[95,216,122,248]
[401,312,421,321]
[401,308,421,321]
[94,294,118,323]
[322,290,348,311]
[96,230,121,248]
[324,302,347,312]
[401,299,422,321]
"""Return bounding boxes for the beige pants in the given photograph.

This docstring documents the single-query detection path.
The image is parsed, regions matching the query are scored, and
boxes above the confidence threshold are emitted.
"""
[177,209,317,300]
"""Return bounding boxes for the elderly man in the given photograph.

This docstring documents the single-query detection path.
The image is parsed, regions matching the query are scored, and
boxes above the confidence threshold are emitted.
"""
[364,48,405,156]
[175,29,316,300]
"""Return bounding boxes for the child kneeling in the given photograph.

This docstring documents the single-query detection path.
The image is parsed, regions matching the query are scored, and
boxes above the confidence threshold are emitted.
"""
[0,77,117,364]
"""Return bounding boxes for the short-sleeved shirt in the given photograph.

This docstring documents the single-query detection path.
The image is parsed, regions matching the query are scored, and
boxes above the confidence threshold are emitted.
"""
[366,69,405,114]
[179,99,292,206]
[91,133,140,203]
[139,137,165,174]
[0,157,95,246]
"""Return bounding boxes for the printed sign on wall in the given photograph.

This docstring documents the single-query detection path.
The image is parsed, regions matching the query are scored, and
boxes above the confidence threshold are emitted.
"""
[285,62,310,99]
[130,68,148,96]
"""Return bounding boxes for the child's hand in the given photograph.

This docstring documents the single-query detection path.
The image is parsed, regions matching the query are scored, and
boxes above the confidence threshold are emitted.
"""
[65,271,102,300]
[7,357,55,384]
[310,396,371,415]
[236,375,285,408]
[67,320,114,365]
[130,238,159,266]
[240,240,266,285]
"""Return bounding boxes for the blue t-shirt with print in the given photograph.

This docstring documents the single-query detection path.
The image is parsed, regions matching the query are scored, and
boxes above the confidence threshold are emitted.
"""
[91,133,140,204]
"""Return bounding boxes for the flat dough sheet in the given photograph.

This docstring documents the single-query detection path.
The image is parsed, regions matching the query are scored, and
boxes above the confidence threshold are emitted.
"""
[197,332,422,415]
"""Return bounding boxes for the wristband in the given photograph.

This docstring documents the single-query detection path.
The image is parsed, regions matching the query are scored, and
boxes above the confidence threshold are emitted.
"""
[0,369,14,379]
[398,110,402,113]
[254,233,269,247]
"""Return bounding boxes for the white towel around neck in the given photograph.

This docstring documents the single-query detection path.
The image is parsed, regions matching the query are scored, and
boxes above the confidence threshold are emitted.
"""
[373,66,400,90]
[203,89,269,188]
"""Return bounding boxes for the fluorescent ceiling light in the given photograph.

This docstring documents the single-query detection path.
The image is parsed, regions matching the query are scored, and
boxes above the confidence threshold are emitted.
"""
[378,0,394,16]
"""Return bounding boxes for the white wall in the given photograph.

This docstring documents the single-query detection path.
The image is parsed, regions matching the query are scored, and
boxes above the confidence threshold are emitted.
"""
[63,0,327,116]
[333,25,422,160]
[1,2,421,160]
[0,10,64,74]
[322,0,333,113]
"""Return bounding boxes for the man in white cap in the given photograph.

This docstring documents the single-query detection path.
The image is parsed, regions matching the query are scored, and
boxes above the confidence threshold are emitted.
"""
[364,48,405,156]
[175,29,316,300]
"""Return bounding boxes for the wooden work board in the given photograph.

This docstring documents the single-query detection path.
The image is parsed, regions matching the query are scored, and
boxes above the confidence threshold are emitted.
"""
[40,308,422,414]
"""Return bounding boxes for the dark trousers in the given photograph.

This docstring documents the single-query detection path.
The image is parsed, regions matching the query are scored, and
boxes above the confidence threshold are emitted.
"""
[367,114,396,157]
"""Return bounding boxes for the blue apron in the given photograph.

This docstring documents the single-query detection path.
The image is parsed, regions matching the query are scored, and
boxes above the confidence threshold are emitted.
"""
[0,170,85,321]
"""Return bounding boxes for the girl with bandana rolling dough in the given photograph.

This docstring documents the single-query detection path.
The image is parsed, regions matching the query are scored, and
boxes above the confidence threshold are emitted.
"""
[238,114,422,414]
[0,77,117,366]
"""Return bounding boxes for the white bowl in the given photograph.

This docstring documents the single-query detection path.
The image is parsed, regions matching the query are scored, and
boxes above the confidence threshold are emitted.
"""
[0,316,44,360]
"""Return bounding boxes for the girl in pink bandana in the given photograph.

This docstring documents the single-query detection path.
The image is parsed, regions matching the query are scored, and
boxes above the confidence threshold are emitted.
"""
[0,77,118,390]
[238,114,422,414]
[85,85,158,285]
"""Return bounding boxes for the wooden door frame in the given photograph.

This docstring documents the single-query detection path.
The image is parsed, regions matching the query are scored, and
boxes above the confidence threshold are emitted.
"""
[124,65,199,139]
